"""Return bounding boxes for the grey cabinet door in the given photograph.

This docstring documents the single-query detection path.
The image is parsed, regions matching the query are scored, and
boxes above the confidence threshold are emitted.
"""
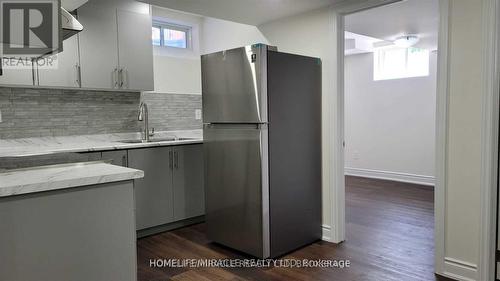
[78,1,119,89]
[173,144,205,221]
[0,181,137,281]
[102,150,128,167]
[116,9,154,91]
[0,60,34,86]
[37,35,81,88]
[77,1,153,91]
[128,147,174,230]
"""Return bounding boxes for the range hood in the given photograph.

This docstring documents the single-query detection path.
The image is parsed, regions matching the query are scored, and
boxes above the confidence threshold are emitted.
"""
[61,7,83,40]
[0,5,84,73]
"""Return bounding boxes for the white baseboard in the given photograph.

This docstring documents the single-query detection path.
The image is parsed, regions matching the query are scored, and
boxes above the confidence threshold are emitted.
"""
[322,224,332,242]
[439,257,478,281]
[344,167,435,186]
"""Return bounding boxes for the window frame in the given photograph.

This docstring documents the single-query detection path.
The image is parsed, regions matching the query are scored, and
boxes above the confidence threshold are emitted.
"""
[152,21,192,49]
[373,47,430,81]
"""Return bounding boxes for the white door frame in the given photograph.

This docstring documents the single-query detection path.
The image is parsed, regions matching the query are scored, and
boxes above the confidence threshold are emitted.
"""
[328,0,403,245]
[478,0,500,280]
[330,0,500,279]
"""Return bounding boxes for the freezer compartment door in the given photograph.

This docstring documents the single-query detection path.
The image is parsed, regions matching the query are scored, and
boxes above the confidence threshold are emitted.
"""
[204,124,269,258]
[201,45,268,123]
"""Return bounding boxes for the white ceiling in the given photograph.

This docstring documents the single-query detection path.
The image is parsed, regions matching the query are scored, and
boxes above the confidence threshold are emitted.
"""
[344,32,383,55]
[345,0,439,50]
[140,0,342,26]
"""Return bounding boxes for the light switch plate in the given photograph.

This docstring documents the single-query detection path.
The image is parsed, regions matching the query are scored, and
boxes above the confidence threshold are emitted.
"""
[195,109,202,120]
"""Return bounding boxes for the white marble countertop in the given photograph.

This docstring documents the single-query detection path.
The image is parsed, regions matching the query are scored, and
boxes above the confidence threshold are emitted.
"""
[0,130,203,157]
[0,161,144,198]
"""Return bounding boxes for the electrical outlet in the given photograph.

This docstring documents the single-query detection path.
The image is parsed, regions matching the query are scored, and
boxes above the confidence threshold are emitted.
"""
[195,109,202,120]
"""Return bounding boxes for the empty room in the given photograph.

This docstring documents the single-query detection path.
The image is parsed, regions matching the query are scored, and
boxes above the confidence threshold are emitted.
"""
[343,1,438,279]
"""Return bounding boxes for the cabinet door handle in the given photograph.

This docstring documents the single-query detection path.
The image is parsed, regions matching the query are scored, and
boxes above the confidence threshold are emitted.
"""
[75,64,81,87]
[31,59,37,86]
[75,64,79,87]
[174,151,179,169]
[113,68,119,88]
[123,68,127,88]
[119,68,124,88]
[122,155,127,167]
[169,150,173,170]
[78,65,82,87]
[36,60,40,86]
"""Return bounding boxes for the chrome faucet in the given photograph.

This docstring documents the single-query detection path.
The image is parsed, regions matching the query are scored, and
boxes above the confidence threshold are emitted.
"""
[138,102,150,142]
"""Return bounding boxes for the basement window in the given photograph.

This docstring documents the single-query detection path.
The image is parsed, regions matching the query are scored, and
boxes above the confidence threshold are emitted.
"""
[152,21,191,49]
[373,47,430,81]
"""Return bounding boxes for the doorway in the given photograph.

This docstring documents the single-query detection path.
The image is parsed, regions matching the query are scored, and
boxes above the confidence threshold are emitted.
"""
[343,0,438,186]
[339,0,439,279]
[330,0,499,279]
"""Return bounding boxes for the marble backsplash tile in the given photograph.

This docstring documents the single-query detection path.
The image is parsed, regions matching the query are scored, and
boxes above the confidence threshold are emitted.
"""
[0,87,202,139]
[141,92,202,132]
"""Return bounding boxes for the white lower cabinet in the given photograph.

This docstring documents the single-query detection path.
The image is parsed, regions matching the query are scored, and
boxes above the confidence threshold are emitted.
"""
[173,144,205,221]
[128,147,174,230]
[127,144,204,231]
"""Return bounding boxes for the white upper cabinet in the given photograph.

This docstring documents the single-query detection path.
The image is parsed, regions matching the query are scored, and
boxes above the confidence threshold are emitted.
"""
[0,45,34,86]
[116,10,154,91]
[78,0,154,91]
[36,35,81,88]
[0,65,34,86]
[0,0,154,90]
[78,1,120,89]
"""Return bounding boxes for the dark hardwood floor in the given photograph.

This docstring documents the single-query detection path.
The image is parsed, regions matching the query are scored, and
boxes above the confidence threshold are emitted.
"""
[137,176,453,281]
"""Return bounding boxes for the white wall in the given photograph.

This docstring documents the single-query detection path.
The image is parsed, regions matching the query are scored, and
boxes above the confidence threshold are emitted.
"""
[152,56,201,94]
[259,7,337,240]
[344,52,437,184]
[151,7,203,94]
[201,17,269,55]
[151,7,269,94]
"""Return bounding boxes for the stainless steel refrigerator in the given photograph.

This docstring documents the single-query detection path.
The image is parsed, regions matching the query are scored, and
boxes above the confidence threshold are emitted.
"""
[202,44,322,259]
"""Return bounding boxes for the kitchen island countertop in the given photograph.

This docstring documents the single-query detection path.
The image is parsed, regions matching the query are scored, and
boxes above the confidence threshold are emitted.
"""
[0,161,144,198]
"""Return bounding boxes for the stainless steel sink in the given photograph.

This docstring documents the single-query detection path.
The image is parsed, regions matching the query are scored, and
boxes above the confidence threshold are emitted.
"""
[118,137,196,144]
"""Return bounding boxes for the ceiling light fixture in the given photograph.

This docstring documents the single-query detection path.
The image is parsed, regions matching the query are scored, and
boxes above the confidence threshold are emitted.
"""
[393,35,419,48]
